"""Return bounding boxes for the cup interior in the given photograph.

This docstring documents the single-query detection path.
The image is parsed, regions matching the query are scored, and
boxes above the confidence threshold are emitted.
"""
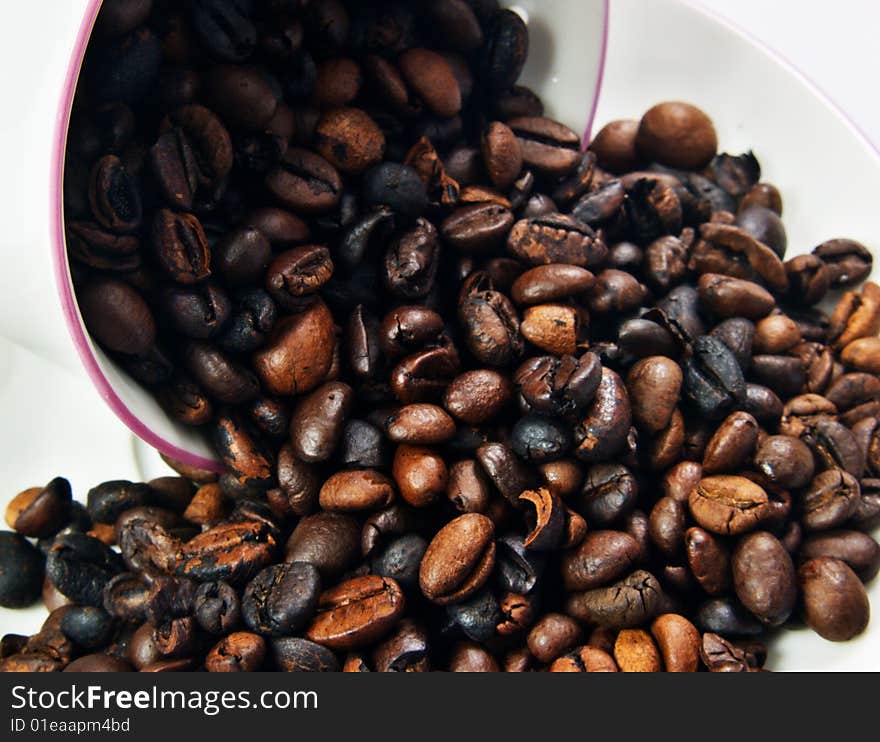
[50,0,610,471]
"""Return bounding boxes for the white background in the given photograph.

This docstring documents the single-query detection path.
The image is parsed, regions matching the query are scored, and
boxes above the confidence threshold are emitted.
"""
[699,0,880,147]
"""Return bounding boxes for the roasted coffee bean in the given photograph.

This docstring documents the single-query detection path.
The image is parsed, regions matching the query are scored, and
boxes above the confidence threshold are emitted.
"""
[700,632,750,672]
[701,411,759,474]
[801,531,880,582]
[695,598,764,638]
[271,636,339,672]
[284,512,360,580]
[636,102,717,170]
[319,469,395,512]
[445,589,502,643]
[305,575,404,650]
[801,468,860,531]
[689,475,783,536]
[372,619,430,672]
[589,120,641,174]
[479,8,528,93]
[89,155,142,233]
[574,368,632,463]
[549,646,618,672]
[683,336,746,420]
[152,209,211,284]
[448,641,499,672]
[242,562,321,637]
[266,147,342,214]
[315,107,385,175]
[508,214,607,268]
[732,531,796,626]
[580,464,638,526]
[420,514,494,605]
[814,239,873,288]
[510,415,572,463]
[253,299,335,396]
[175,521,275,585]
[736,206,787,258]
[443,369,511,424]
[561,530,640,591]
[516,353,602,418]
[754,435,815,489]
[288,382,353,463]
[370,534,427,591]
[384,218,440,300]
[79,277,156,356]
[46,534,125,607]
[799,557,870,641]
[5,478,72,539]
[627,357,682,434]
[684,527,730,596]
[441,203,514,254]
[0,532,44,608]
[193,581,240,635]
[459,286,523,367]
[386,404,455,445]
[205,632,265,672]
[392,445,447,508]
[566,570,663,629]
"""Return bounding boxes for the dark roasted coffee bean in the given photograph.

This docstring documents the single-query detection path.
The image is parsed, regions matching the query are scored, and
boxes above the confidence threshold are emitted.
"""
[479,8,528,93]
[684,527,730,596]
[193,580,240,635]
[574,368,632,463]
[266,147,342,214]
[46,534,124,607]
[0,532,44,608]
[191,0,257,62]
[79,277,156,356]
[370,534,427,591]
[152,209,211,284]
[271,636,339,672]
[683,335,746,420]
[242,562,321,636]
[580,464,638,526]
[510,414,571,463]
[384,218,440,299]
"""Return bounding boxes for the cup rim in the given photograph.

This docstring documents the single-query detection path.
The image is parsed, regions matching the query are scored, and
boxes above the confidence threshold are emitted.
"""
[48,0,611,476]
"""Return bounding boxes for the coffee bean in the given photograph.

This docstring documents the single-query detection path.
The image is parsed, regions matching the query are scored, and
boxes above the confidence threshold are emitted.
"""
[802,468,860,531]
[79,277,156,356]
[284,513,359,581]
[0,532,44,608]
[566,570,663,629]
[252,300,335,396]
[627,356,682,434]
[441,203,514,254]
[508,214,607,268]
[636,102,718,170]
[271,636,339,672]
[561,530,640,591]
[802,530,880,582]
[732,531,796,626]
[392,445,447,508]
[242,562,321,637]
[798,557,869,641]
[814,238,873,288]
[689,476,783,536]
[479,8,528,93]
[701,411,759,474]
[205,632,265,672]
[305,575,404,650]
[420,514,495,605]
[6,478,72,539]
[650,614,701,672]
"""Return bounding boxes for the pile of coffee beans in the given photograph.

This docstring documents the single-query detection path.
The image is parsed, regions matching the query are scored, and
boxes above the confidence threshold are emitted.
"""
[1,0,877,672]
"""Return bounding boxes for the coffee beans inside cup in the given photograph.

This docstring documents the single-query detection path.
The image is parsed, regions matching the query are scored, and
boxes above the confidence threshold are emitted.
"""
[2,0,877,672]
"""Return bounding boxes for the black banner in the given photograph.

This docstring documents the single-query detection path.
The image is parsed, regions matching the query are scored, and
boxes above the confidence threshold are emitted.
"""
[0,673,853,741]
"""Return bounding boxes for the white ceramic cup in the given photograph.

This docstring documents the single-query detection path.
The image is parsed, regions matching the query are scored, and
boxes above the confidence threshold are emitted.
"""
[0,0,608,472]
